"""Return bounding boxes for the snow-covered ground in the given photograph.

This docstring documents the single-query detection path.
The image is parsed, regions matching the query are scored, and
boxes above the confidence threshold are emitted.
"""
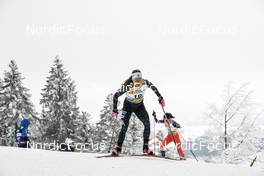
[0,147,263,176]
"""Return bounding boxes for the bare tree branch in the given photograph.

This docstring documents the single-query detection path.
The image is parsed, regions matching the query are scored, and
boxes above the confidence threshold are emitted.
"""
[226,91,253,123]
[207,113,224,126]
[233,110,263,148]
[224,83,249,111]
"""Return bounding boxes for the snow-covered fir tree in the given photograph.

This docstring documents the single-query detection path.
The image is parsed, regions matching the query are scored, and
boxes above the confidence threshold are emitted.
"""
[149,129,164,155]
[94,93,121,152]
[0,60,38,146]
[40,56,81,143]
[73,111,95,144]
[0,77,5,145]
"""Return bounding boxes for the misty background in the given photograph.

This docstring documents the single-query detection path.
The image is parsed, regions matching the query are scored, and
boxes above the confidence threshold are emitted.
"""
[1,0,264,125]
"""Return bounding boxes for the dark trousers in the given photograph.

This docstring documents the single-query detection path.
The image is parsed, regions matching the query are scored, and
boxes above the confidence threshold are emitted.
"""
[117,99,150,147]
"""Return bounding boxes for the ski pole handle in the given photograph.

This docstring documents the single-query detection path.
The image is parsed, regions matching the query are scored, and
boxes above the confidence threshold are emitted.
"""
[152,110,156,117]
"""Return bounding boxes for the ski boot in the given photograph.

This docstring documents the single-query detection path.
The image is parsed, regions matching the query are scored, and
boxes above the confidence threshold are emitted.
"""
[112,146,122,156]
[143,145,154,155]
[160,150,166,157]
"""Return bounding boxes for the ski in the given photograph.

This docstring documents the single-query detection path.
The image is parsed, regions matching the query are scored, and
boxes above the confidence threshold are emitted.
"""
[132,154,182,161]
[96,154,182,161]
[95,154,123,158]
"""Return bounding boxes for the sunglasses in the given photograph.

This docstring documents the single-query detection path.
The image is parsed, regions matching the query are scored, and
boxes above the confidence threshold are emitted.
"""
[132,72,142,80]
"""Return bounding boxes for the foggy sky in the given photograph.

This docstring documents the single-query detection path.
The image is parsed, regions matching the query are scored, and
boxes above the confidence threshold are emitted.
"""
[1,0,264,125]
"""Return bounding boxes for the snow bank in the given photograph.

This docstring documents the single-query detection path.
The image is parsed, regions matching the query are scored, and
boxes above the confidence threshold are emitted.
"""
[0,146,262,176]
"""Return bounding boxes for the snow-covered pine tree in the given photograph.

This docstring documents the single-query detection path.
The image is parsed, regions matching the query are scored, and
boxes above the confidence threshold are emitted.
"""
[0,60,38,146]
[73,111,95,144]
[149,129,164,155]
[94,93,121,152]
[40,56,80,144]
[156,130,164,144]
[0,77,5,145]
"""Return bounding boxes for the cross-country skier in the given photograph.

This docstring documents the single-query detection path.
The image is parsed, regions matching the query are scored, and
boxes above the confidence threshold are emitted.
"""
[111,69,165,156]
[153,112,185,160]
[16,118,31,148]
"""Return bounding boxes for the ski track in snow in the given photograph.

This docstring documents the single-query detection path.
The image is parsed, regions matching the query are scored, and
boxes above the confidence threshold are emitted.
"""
[0,146,262,176]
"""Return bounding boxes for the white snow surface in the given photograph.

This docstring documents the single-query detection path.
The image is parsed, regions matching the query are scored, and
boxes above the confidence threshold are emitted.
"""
[0,146,262,176]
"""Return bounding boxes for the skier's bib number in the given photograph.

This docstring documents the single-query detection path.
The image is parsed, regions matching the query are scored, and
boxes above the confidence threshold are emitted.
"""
[126,91,145,104]
[125,83,147,104]
[131,93,144,103]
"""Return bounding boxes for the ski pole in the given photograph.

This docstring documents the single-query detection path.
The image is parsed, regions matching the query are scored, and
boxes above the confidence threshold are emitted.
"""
[153,111,156,155]
[250,156,257,167]
[176,128,199,162]
[108,111,125,153]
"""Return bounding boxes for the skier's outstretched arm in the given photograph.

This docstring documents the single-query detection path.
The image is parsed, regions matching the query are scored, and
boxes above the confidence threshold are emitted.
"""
[145,80,162,98]
[113,85,126,114]
[152,111,165,123]
[145,80,165,106]
[172,120,181,128]
[156,119,165,123]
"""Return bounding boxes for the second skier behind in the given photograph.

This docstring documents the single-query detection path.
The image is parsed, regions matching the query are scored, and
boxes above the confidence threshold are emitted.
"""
[153,111,185,160]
